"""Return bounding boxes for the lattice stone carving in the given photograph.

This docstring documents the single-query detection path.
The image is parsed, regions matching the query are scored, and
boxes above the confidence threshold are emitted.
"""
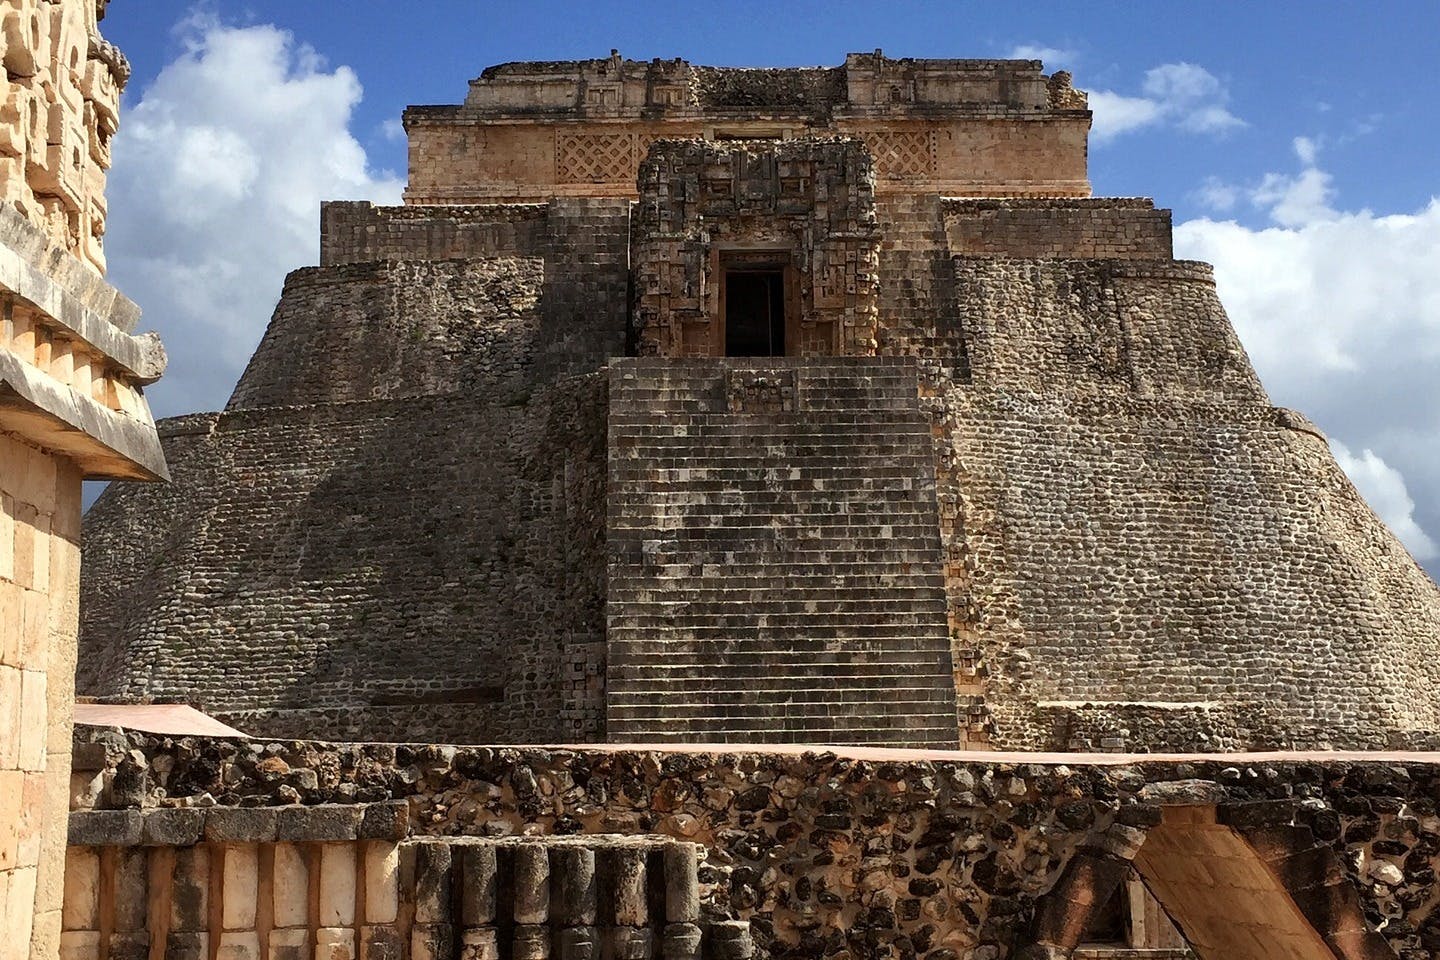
[556,132,636,183]
[864,130,935,179]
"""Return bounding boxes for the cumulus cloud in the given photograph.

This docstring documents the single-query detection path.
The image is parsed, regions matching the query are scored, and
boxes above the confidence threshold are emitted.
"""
[1090,62,1244,143]
[1006,44,1077,68]
[1331,443,1438,561]
[106,15,403,418]
[1175,139,1440,566]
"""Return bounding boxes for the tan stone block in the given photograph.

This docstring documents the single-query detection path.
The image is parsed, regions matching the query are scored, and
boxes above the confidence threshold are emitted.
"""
[0,584,20,665]
[11,503,35,591]
[0,769,21,869]
[60,848,98,931]
[222,844,259,930]
[18,670,46,771]
[30,908,62,960]
[361,842,397,925]
[271,843,308,929]
[16,771,44,869]
[0,666,19,765]
[57,930,99,960]
[318,843,356,928]
[6,865,37,958]
[0,494,13,584]
[216,932,261,960]
[19,589,46,668]
[315,928,356,960]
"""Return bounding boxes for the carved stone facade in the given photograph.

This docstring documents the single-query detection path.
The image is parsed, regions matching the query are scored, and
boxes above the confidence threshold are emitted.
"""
[0,0,128,273]
[632,139,880,358]
[404,52,1091,203]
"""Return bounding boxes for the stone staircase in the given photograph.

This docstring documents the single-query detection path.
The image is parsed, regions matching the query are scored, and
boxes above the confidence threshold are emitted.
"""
[605,357,958,746]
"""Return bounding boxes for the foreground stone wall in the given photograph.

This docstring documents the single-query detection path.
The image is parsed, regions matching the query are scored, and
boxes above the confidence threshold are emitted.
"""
[70,734,1440,960]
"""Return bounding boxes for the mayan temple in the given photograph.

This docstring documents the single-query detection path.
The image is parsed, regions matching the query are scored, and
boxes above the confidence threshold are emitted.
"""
[15,37,1440,960]
[80,52,1440,753]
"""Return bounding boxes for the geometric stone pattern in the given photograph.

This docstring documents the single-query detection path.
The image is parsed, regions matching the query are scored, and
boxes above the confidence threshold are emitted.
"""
[862,129,935,179]
[606,356,957,747]
[405,52,1094,203]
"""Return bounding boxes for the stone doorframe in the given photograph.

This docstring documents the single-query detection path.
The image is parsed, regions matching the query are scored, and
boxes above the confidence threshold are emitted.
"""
[1017,802,1396,960]
[630,137,881,359]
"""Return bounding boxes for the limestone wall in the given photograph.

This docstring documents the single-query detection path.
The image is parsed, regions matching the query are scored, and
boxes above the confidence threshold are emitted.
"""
[0,0,127,274]
[0,432,81,960]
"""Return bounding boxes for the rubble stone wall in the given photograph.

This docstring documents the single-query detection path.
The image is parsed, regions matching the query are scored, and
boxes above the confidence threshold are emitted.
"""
[68,735,1440,960]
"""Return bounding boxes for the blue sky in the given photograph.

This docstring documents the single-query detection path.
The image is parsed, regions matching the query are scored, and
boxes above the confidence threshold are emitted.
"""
[94,2,1440,567]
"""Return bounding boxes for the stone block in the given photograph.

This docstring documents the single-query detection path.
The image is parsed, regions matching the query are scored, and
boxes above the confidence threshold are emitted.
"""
[317,843,357,927]
[67,810,140,847]
[356,802,408,841]
[203,808,278,844]
[221,844,258,930]
[660,923,702,960]
[459,844,496,926]
[410,925,452,960]
[411,842,452,925]
[271,843,308,929]
[215,932,261,960]
[58,931,100,960]
[512,925,549,960]
[610,928,653,960]
[276,804,361,843]
[141,808,205,846]
[316,928,356,960]
[59,849,98,930]
[362,842,399,926]
[459,928,499,960]
[165,932,208,960]
[554,926,598,960]
[359,926,403,960]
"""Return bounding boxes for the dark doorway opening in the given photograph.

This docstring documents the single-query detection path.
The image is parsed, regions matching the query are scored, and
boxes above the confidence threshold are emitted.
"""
[724,269,786,357]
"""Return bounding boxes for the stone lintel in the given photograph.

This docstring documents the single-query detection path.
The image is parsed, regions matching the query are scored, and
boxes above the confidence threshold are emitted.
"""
[0,357,167,480]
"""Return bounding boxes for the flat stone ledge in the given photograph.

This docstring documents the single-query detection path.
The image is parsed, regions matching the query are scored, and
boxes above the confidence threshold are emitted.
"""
[71,802,408,846]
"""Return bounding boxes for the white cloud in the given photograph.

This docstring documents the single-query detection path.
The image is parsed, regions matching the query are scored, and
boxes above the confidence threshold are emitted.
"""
[1090,62,1244,144]
[1331,442,1438,561]
[1175,143,1440,565]
[1007,44,1077,68]
[106,16,403,418]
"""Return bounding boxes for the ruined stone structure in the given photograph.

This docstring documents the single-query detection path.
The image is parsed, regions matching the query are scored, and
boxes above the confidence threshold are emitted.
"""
[0,2,167,957]
[78,53,1440,755]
